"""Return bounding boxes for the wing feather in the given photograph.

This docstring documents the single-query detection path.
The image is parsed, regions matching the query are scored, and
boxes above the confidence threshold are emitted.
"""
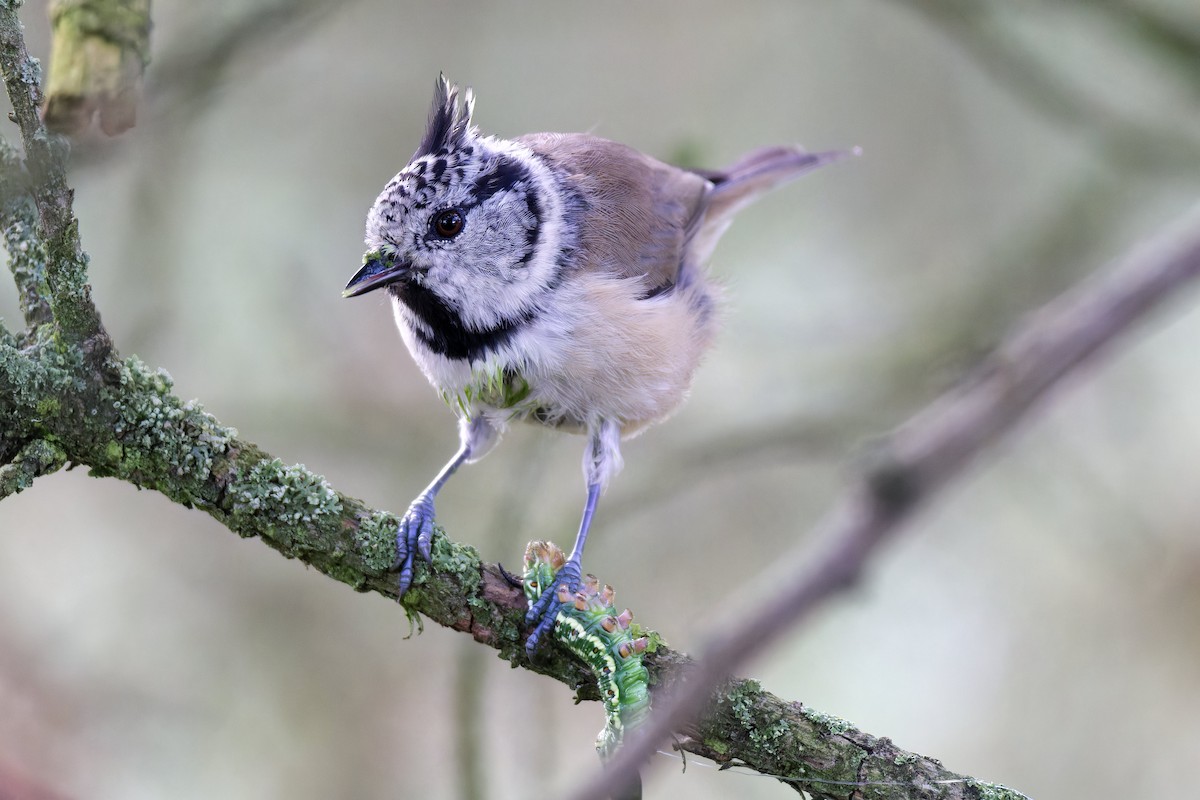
[519,133,712,291]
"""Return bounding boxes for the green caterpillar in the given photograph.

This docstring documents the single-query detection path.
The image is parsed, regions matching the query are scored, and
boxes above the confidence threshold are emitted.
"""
[523,541,652,763]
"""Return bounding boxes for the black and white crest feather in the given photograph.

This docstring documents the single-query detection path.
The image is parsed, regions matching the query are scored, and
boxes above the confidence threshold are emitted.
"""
[413,74,476,160]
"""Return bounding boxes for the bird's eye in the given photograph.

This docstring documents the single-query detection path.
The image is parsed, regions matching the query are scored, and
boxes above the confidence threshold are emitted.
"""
[432,208,465,239]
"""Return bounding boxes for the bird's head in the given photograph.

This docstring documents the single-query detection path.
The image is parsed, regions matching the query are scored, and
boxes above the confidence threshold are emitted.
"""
[345,76,570,337]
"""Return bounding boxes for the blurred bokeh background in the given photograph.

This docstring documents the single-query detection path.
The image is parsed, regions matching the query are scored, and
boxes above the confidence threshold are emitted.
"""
[2,1,1200,798]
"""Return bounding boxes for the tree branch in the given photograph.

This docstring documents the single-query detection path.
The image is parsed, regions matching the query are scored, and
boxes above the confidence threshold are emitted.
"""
[1,140,53,329]
[0,437,66,497]
[0,1,109,357]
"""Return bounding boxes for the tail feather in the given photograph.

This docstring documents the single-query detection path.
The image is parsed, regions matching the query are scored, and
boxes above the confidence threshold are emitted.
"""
[703,145,858,222]
[685,145,857,265]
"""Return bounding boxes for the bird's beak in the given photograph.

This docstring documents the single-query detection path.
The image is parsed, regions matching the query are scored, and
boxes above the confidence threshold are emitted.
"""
[342,253,411,298]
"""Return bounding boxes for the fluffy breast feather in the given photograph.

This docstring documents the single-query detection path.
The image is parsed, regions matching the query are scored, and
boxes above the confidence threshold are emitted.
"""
[399,269,719,438]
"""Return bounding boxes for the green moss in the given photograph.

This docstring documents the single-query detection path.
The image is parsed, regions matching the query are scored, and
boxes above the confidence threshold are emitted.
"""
[353,510,401,574]
[43,235,103,347]
[801,705,855,736]
[0,337,40,413]
[719,681,760,745]
[1,172,54,328]
[430,530,483,599]
[227,457,342,528]
[102,356,236,490]
[35,396,60,417]
[0,437,66,497]
[967,780,1031,800]
[487,606,523,647]
[322,561,369,592]
[402,604,424,637]
[725,678,764,725]
[756,718,792,747]
[704,739,729,756]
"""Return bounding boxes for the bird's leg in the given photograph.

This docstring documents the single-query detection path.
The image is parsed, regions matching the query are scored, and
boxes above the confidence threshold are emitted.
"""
[525,420,621,654]
[524,481,600,653]
[396,415,497,595]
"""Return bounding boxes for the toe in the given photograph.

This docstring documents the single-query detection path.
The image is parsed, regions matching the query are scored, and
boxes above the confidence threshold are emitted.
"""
[416,515,434,562]
[525,608,560,656]
[525,585,552,625]
[393,522,409,571]
[397,546,417,595]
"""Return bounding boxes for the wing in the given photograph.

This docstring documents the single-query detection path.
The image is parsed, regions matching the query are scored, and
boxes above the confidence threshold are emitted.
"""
[519,132,712,292]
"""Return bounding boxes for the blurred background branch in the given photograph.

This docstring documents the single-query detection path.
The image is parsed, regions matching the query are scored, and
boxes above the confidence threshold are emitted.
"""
[44,0,150,136]
[891,0,1200,174]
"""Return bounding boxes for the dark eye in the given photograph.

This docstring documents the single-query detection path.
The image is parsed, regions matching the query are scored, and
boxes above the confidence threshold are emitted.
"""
[432,208,465,239]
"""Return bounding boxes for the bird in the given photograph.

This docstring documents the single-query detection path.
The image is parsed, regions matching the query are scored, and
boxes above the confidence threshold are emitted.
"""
[343,75,853,654]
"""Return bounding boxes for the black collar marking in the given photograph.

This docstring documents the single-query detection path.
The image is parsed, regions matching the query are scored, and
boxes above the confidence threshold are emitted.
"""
[389,282,536,362]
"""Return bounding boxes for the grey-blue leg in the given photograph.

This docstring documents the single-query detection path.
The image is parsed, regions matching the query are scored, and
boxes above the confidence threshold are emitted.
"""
[524,480,601,654]
[396,415,497,595]
[525,419,621,654]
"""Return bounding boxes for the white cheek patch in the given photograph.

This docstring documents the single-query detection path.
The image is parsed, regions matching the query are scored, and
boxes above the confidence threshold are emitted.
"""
[440,137,569,332]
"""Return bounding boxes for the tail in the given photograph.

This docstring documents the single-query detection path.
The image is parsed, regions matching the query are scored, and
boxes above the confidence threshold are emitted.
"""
[702,145,859,222]
[686,145,857,265]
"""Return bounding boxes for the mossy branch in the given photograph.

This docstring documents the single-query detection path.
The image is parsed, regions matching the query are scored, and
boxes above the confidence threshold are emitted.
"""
[0,4,1049,798]
[0,436,65,497]
[0,0,110,358]
[1,139,53,328]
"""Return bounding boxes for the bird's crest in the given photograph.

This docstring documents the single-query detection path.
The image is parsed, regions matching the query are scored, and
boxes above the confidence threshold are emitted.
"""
[413,74,476,160]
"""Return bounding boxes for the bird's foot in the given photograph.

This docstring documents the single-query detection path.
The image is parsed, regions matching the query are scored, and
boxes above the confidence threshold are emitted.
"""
[394,493,437,595]
[524,556,582,655]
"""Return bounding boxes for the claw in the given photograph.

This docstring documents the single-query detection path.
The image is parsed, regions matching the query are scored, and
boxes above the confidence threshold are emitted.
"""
[395,493,437,596]
[396,547,417,595]
[524,597,561,654]
[524,557,582,655]
[496,561,524,589]
[393,524,408,570]
[416,516,434,562]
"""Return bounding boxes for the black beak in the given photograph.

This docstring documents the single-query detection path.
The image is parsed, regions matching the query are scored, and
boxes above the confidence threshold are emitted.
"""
[343,253,411,298]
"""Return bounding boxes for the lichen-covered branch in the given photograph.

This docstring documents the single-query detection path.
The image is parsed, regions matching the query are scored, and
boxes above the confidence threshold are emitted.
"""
[0,437,66,497]
[0,1,110,356]
[44,0,151,136]
[1,141,54,329]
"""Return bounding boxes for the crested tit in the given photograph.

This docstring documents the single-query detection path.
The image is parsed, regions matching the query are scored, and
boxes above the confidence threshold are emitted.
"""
[344,76,851,652]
